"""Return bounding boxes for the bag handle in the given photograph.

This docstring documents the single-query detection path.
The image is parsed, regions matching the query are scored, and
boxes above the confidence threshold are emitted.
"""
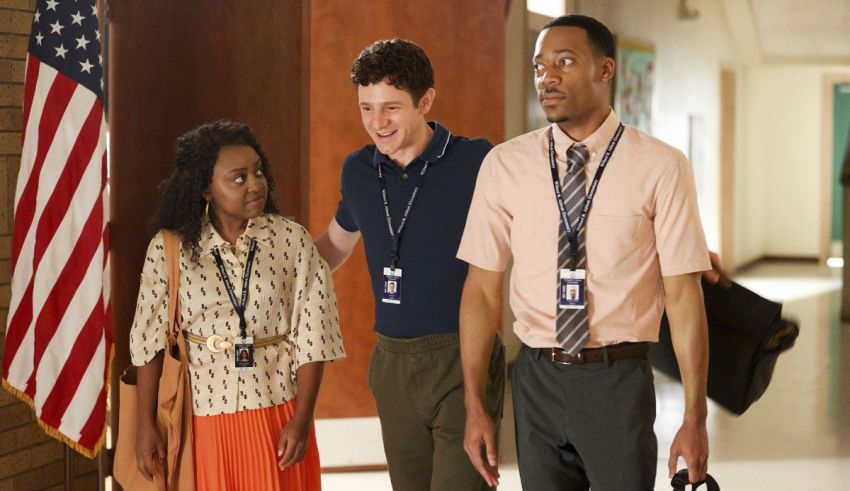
[671,470,720,491]
[162,230,182,347]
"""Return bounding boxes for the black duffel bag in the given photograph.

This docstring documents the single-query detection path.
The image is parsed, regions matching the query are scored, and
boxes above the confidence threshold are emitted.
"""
[650,276,800,415]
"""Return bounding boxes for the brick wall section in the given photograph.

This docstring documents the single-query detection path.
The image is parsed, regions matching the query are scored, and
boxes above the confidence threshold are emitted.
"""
[0,0,99,488]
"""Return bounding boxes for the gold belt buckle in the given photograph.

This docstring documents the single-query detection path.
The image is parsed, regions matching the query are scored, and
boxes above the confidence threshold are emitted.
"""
[206,335,232,353]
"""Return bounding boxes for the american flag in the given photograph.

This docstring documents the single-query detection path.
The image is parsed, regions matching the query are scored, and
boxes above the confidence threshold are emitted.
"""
[1,0,111,458]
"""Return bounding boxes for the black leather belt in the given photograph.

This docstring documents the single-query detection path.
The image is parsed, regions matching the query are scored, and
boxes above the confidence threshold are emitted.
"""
[540,342,649,365]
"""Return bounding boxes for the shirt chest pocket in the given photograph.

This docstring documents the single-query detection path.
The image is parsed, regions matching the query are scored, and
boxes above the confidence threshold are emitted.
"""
[585,214,654,279]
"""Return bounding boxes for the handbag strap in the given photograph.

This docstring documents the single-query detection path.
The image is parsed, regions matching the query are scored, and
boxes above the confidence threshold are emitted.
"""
[162,230,182,346]
[671,470,720,491]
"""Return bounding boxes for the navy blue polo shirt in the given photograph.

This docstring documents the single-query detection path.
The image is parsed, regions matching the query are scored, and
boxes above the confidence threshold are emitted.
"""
[335,121,492,338]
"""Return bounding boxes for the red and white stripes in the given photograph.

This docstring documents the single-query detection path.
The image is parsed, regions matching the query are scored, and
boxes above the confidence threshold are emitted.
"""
[2,52,112,457]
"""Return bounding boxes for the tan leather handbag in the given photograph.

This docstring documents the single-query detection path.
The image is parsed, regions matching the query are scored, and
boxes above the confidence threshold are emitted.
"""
[114,231,195,490]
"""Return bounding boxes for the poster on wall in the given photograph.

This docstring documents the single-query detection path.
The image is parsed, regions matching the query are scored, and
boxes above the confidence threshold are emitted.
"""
[614,38,655,134]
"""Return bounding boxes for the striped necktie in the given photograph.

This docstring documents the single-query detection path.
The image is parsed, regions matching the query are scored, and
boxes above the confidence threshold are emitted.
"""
[556,143,590,354]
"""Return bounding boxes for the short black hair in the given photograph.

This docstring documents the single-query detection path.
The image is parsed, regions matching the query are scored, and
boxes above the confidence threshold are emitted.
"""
[154,120,277,261]
[543,15,615,59]
[350,38,434,102]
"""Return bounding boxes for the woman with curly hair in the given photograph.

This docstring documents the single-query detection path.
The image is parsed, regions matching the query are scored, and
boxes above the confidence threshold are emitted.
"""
[130,120,345,490]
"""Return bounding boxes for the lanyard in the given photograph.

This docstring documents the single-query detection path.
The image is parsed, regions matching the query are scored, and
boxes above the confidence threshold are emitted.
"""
[549,123,625,264]
[211,238,257,339]
[378,162,430,269]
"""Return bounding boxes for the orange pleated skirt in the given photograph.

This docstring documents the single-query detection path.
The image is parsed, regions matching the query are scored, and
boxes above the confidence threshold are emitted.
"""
[193,399,322,491]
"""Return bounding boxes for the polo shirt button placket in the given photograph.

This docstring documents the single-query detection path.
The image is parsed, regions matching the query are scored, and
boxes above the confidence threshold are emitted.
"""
[401,172,408,180]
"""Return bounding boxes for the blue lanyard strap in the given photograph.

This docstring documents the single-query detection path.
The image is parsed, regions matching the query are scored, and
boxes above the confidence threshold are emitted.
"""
[211,238,257,339]
[548,123,625,260]
[378,162,430,269]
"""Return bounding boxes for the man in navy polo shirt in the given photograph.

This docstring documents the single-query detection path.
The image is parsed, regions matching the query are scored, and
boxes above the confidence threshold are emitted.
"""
[316,38,505,490]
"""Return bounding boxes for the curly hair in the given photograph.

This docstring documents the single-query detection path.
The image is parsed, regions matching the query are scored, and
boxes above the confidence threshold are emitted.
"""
[154,120,278,261]
[350,38,434,102]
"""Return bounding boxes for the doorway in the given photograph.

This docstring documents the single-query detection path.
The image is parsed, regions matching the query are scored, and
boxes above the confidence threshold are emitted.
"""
[821,75,850,263]
[831,83,850,257]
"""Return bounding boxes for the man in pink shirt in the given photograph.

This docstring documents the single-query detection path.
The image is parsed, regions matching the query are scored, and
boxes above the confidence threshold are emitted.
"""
[457,14,711,490]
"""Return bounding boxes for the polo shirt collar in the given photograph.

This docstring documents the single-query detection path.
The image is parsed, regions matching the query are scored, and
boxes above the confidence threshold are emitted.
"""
[197,213,275,256]
[370,121,452,168]
[550,108,621,164]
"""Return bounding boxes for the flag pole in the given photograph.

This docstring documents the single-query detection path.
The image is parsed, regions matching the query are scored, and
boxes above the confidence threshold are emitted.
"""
[64,445,74,491]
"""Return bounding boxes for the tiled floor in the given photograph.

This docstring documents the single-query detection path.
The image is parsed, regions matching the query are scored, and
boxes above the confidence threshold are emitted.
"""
[320,261,850,490]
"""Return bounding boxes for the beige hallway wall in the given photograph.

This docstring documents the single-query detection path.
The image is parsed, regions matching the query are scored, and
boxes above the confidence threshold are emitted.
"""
[579,0,738,257]
[740,64,850,262]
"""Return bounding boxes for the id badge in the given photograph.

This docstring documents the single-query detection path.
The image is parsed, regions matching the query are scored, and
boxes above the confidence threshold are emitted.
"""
[382,267,402,304]
[559,269,586,309]
[234,337,254,371]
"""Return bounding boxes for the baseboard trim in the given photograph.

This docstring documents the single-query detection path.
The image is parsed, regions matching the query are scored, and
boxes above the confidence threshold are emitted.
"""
[760,256,819,263]
[736,255,819,273]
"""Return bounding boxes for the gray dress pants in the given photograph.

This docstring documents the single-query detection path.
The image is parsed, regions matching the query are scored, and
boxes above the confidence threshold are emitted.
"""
[512,344,657,490]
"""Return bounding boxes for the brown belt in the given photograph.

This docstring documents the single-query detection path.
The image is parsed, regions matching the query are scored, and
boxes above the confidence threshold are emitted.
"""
[183,331,290,353]
[540,342,649,365]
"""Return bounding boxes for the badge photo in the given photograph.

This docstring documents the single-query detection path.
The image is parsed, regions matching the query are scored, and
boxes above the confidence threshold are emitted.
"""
[559,268,586,309]
[382,267,402,304]
[234,337,254,371]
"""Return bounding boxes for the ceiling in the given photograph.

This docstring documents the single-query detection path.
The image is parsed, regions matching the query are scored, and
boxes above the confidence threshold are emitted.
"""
[750,0,850,63]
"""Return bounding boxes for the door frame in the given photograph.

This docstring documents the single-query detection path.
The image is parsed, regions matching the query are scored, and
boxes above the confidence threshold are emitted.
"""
[719,67,736,273]
[820,73,850,263]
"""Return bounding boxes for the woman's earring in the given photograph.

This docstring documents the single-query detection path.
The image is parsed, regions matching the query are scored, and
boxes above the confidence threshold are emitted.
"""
[204,200,210,217]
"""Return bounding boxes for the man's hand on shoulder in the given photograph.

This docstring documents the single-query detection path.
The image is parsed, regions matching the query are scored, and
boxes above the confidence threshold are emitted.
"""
[315,219,360,272]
